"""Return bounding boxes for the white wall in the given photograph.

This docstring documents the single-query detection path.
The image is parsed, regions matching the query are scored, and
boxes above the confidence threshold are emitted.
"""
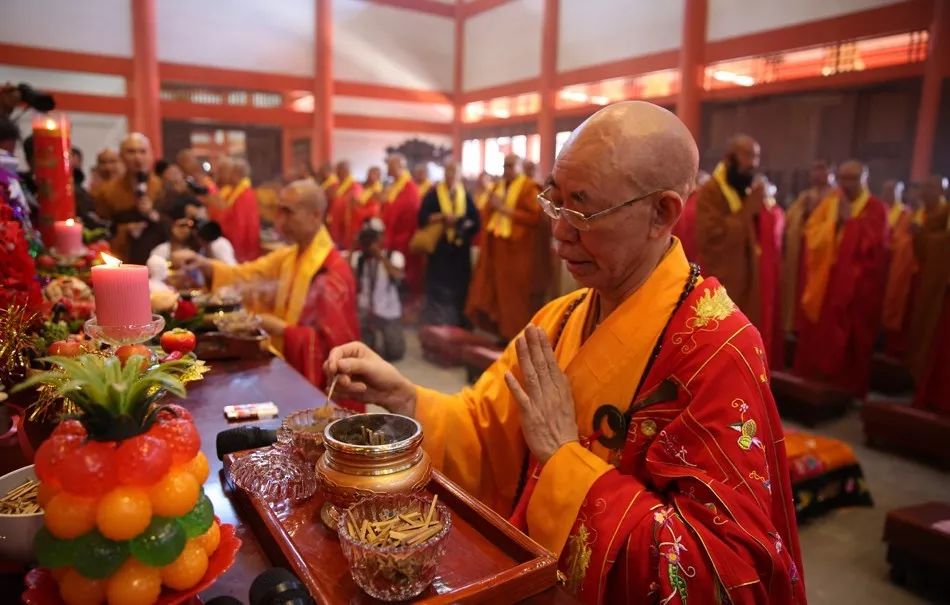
[0,0,132,56]
[157,0,315,75]
[558,0,683,73]
[333,96,453,123]
[335,0,453,91]
[463,0,542,91]
[708,0,904,41]
[0,65,126,96]
[333,129,451,177]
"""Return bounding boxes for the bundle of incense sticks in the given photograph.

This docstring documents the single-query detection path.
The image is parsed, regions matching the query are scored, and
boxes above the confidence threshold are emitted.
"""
[361,425,387,446]
[0,478,40,514]
[346,495,442,548]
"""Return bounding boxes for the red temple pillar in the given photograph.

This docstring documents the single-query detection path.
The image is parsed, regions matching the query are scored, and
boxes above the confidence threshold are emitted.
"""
[131,0,162,156]
[538,0,559,177]
[677,0,708,146]
[910,0,948,180]
[313,0,334,167]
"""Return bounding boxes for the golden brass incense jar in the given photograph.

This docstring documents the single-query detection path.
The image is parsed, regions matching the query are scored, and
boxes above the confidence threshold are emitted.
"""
[316,413,432,528]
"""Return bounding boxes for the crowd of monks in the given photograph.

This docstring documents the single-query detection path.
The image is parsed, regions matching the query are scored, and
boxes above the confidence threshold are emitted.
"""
[675,135,949,415]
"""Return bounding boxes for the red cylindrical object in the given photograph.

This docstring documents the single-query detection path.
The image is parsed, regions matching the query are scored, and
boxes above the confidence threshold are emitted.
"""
[31,113,76,246]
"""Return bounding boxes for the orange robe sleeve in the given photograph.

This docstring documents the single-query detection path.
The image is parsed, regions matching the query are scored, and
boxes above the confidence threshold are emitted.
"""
[561,323,804,604]
[882,211,916,332]
[284,249,360,390]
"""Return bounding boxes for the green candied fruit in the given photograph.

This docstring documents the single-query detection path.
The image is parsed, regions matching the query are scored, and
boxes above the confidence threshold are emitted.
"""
[129,516,186,567]
[34,527,76,569]
[178,490,213,538]
[72,530,128,579]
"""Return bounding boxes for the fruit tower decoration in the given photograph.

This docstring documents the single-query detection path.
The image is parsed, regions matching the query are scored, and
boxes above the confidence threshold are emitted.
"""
[17,351,234,605]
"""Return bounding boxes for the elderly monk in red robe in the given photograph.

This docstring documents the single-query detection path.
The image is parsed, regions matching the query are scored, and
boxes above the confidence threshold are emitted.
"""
[908,176,950,413]
[782,161,834,335]
[381,154,423,297]
[326,101,804,605]
[467,154,548,341]
[795,160,888,398]
[696,135,784,366]
[211,158,261,262]
[177,179,358,389]
[327,160,363,250]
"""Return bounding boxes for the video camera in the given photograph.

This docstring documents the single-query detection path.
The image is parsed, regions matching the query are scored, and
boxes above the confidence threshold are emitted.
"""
[1,82,56,117]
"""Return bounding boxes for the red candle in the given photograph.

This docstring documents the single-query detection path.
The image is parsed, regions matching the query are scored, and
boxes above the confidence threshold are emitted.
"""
[53,219,83,256]
[91,254,152,327]
[32,113,76,247]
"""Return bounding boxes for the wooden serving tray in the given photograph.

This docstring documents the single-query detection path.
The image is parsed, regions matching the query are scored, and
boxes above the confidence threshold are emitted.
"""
[223,451,558,604]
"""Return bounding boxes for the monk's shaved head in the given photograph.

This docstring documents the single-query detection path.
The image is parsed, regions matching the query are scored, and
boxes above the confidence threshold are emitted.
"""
[386,153,406,178]
[119,132,153,175]
[921,173,948,205]
[558,100,698,197]
[284,179,326,216]
[836,159,868,200]
[551,101,699,303]
[727,134,759,157]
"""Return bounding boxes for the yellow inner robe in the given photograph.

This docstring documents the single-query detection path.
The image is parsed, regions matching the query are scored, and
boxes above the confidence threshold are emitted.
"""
[416,239,690,556]
[210,227,334,349]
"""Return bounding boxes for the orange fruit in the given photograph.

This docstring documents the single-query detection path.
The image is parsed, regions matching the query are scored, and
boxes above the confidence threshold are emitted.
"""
[105,559,162,605]
[96,487,152,541]
[159,540,208,591]
[59,568,107,605]
[148,468,199,518]
[45,492,98,539]
[52,566,72,582]
[194,521,220,555]
[38,481,61,507]
[180,451,209,485]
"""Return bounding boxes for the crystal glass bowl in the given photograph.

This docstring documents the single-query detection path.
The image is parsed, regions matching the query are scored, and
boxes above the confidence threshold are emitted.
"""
[276,405,353,464]
[229,444,317,503]
[84,314,165,347]
[337,493,451,601]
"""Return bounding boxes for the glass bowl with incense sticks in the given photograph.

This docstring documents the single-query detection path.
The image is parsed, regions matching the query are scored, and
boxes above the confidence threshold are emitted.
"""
[316,413,432,529]
[337,493,451,601]
[276,405,353,464]
[0,465,43,563]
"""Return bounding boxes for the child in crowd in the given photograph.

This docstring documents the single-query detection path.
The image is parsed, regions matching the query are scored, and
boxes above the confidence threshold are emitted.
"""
[350,218,406,361]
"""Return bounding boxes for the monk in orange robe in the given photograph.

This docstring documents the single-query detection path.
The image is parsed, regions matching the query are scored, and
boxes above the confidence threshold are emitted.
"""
[327,102,804,604]
[782,160,834,335]
[210,158,261,262]
[879,179,915,355]
[466,154,549,341]
[381,154,423,298]
[696,135,783,366]
[794,160,889,398]
[327,160,364,250]
[178,179,358,391]
[907,184,950,414]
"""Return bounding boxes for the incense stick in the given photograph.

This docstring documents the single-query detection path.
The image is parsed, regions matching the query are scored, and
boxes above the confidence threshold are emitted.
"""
[326,374,339,404]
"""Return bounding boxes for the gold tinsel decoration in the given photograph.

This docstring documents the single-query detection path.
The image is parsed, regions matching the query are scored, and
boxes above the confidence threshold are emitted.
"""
[0,305,39,387]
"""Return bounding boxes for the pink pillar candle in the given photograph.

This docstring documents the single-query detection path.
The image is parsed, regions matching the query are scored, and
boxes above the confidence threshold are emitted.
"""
[91,259,152,326]
[53,219,83,256]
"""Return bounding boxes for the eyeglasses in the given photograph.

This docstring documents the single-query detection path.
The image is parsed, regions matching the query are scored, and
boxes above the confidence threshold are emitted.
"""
[536,185,665,231]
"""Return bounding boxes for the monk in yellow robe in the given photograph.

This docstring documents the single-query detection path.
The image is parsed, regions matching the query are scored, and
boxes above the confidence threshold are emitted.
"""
[177,180,358,390]
[327,101,804,604]
[782,160,834,334]
[466,154,549,341]
[696,135,784,366]
[93,133,163,264]
[879,179,915,354]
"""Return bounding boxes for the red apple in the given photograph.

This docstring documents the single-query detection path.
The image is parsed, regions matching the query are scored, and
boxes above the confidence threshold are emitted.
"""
[160,328,196,355]
[115,344,153,371]
[48,340,83,357]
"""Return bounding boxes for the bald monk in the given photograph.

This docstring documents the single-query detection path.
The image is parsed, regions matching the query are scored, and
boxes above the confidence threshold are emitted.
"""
[88,148,122,196]
[211,158,261,262]
[326,101,804,604]
[795,160,889,397]
[696,135,783,365]
[908,176,950,413]
[381,154,423,298]
[313,161,339,198]
[176,180,358,389]
[326,161,364,250]
[782,160,834,334]
[411,163,432,199]
[467,154,550,341]
[915,174,949,231]
[176,149,218,197]
[92,133,163,262]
